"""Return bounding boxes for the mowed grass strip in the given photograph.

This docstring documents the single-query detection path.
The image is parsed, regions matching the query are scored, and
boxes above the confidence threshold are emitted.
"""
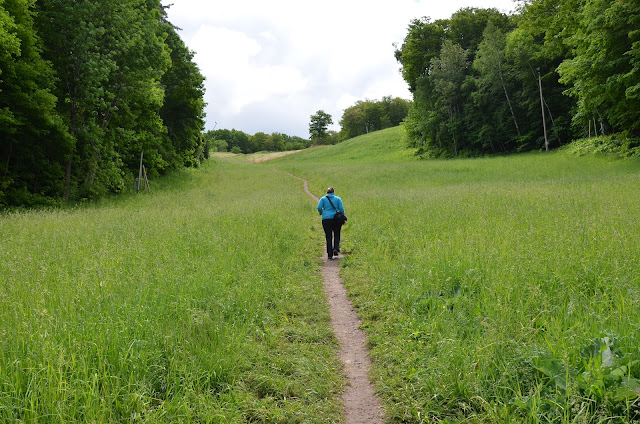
[271,127,640,423]
[0,158,342,423]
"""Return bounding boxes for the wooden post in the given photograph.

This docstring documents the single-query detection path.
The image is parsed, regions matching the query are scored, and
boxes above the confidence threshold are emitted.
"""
[538,69,549,152]
[138,151,144,192]
[142,165,151,192]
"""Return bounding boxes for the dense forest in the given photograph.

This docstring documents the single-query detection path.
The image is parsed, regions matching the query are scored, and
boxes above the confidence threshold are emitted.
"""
[0,0,205,207]
[395,0,640,157]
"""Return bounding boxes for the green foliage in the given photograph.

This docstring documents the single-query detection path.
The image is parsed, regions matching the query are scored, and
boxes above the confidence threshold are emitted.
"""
[562,135,640,157]
[205,128,310,154]
[518,337,640,420]
[339,96,410,141]
[399,8,518,157]
[0,0,70,206]
[558,0,640,136]
[0,158,342,421]
[397,1,640,156]
[1,1,206,206]
[309,110,334,144]
[160,26,206,168]
[394,17,446,92]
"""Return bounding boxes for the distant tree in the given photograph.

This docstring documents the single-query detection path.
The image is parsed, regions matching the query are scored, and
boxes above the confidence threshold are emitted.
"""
[309,110,333,144]
[205,129,230,152]
[230,129,251,153]
[504,0,578,149]
[362,102,388,134]
[384,96,412,127]
[445,7,511,60]
[269,133,285,151]
[251,132,268,151]
[339,102,367,140]
[206,127,311,153]
[339,97,410,141]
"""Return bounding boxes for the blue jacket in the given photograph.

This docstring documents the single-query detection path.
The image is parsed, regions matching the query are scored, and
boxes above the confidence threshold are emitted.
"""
[318,193,344,220]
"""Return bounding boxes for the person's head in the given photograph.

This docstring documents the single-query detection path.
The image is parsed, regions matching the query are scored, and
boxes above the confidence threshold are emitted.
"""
[327,187,334,194]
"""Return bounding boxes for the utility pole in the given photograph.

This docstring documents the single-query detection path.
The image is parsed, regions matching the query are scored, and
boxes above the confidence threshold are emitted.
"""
[138,151,144,191]
[538,68,549,152]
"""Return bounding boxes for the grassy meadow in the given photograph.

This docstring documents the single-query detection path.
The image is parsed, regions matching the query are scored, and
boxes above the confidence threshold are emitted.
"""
[270,127,640,422]
[2,125,639,423]
[0,159,342,422]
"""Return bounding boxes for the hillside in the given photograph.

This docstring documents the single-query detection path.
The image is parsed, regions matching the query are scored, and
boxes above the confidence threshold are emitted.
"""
[2,125,639,422]
[269,128,640,422]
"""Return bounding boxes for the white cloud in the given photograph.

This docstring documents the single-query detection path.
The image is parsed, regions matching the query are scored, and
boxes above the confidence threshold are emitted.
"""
[162,0,517,137]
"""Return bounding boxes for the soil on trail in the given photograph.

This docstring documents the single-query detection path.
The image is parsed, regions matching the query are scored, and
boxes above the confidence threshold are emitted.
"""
[302,178,384,424]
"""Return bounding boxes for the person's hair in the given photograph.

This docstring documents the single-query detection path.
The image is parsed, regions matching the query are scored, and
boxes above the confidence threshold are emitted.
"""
[327,187,334,193]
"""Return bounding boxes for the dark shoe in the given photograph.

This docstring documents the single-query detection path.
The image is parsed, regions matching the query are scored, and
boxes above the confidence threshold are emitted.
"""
[328,255,333,260]
[333,250,339,257]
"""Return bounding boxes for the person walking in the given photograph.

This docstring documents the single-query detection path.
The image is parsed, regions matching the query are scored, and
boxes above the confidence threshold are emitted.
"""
[317,186,345,259]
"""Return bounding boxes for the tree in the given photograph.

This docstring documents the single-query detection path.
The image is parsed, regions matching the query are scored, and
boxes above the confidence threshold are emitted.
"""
[505,0,579,149]
[558,0,640,136]
[429,40,469,155]
[160,23,206,167]
[0,0,69,206]
[398,8,512,156]
[34,0,174,199]
[309,110,333,144]
[339,97,410,141]
[394,17,446,92]
[384,96,412,127]
[339,102,366,140]
[251,132,268,151]
[446,7,511,60]
[471,22,520,152]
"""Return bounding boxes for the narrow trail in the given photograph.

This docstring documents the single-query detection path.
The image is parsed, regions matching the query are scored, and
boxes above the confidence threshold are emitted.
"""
[299,177,384,424]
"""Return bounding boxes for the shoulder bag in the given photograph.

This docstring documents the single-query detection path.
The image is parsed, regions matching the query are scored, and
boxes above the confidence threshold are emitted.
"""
[326,196,347,226]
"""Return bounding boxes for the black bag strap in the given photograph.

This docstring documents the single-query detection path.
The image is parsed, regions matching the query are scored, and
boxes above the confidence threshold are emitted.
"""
[326,196,339,212]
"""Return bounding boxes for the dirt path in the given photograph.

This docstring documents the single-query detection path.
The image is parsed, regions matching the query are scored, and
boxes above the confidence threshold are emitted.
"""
[300,178,383,424]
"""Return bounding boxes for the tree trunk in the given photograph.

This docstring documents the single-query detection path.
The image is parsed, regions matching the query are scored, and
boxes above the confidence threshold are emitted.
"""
[498,63,521,137]
[65,97,77,201]
[64,156,72,201]
[4,142,12,175]
[538,70,549,151]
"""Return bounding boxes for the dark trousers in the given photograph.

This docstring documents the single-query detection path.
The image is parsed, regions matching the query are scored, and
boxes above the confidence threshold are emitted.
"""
[322,218,341,257]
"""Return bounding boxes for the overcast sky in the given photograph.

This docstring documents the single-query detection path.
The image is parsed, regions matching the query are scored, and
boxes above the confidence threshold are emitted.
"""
[161,0,517,138]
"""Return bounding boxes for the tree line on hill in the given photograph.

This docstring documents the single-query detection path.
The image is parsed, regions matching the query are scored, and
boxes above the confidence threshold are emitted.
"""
[204,129,312,154]
[206,95,411,152]
[307,96,412,145]
[338,96,411,141]
[0,1,205,207]
[395,1,640,157]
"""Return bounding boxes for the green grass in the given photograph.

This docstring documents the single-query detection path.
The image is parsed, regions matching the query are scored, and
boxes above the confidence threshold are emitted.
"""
[0,158,342,422]
[3,126,640,423]
[270,127,640,422]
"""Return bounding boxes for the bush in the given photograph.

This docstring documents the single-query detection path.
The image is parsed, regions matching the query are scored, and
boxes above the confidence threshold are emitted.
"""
[563,135,640,157]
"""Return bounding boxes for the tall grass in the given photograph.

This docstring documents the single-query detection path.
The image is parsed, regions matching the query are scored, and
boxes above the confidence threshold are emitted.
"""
[0,158,342,422]
[271,127,640,422]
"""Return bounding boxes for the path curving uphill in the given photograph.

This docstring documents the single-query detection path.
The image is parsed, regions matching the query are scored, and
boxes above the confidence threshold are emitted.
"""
[300,178,383,424]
